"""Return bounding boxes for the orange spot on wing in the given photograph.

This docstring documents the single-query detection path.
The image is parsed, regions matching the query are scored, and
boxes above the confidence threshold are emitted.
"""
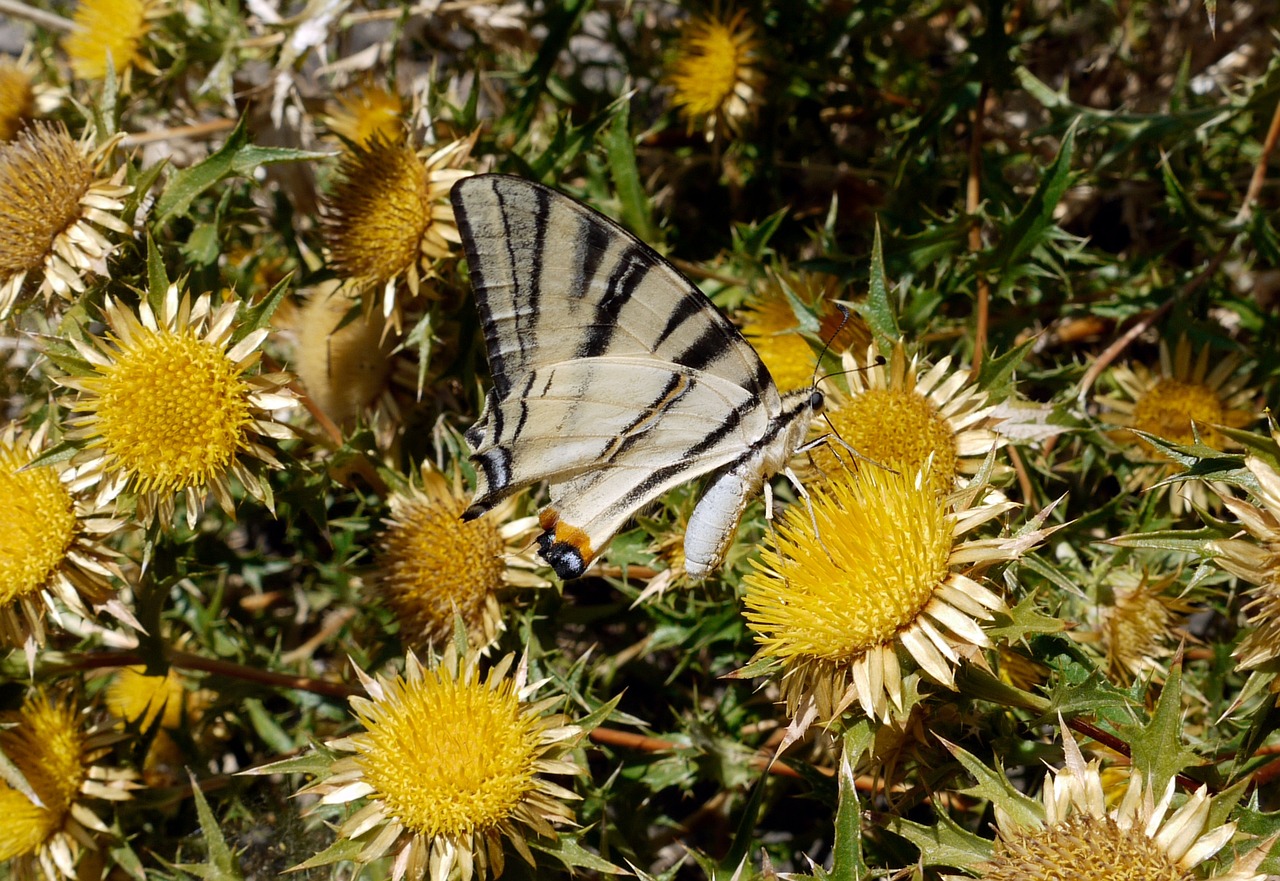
[553,521,594,561]
[538,507,594,560]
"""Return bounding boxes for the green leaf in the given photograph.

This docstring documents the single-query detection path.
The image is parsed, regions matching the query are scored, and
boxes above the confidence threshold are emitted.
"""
[234,274,292,339]
[946,739,1043,829]
[153,116,329,225]
[829,724,873,881]
[988,119,1078,292]
[238,748,335,778]
[147,234,170,297]
[890,813,992,870]
[176,770,242,880]
[530,833,628,875]
[606,99,657,244]
[1121,659,1200,793]
[857,220,899,347]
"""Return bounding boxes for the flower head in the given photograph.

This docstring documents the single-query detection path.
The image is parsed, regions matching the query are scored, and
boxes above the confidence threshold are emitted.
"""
[812,341,1003,495]
[375,464,545,651]
[953,723,1271,881]
[739,267,868,393]
[1099,335,1256,514]
[0,424,124,650]
[1208,444,1280,671]
[62,0,157,81]
[666,9,764,141]
[296,649,589,881]
[1090,568,1193,681]
[0,56,36,141]
[321,134,474,322]
[57,286,294,528]
[0,122,132,318]
[742,466,1031,724]
[292,284,396,431]
[325,80,406,146]
[0,689,135,880]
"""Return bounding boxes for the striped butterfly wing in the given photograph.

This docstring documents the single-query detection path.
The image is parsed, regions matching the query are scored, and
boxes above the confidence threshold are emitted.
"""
[452,174,817,579]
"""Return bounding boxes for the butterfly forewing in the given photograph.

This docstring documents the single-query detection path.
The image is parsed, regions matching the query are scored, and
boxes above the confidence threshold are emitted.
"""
[451,174,818,579]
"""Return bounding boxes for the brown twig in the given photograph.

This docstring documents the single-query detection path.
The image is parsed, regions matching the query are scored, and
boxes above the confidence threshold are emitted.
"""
[120,118,239,149]
[968,82,991,381]
[0,0,73,32]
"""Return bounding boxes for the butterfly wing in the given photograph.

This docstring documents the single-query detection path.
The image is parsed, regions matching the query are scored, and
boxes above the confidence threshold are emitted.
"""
[451,174,794,578]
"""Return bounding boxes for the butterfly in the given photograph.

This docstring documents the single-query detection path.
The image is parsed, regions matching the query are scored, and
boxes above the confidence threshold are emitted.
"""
[452,174,823,580]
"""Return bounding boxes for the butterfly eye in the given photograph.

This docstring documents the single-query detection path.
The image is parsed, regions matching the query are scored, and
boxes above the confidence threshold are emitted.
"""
[809,390,824,413]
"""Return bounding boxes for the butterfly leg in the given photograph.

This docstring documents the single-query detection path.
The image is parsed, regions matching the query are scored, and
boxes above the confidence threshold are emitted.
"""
[782,466,833,559]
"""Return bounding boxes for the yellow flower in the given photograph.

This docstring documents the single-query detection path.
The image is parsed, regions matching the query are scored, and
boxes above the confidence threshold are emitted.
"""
[62,0,156,82]
[0,689,135,880]
[375,464,545,651]
[0,424,125,650]
[0,122,132,318]
[953,723,1271,881]
[743,466,1035,725]
[666,9,764,141]
[105,666,184,730]
[739,267,869,393]
[812,341,1003,495]
[321,134,474,323]
[291,284,396,431]
[293,649,589,881]
[57,286,295,528]
[325,80,406,146]
[1208,443,1280,671]
[1099,335,1256,514]
[0,55,36,141]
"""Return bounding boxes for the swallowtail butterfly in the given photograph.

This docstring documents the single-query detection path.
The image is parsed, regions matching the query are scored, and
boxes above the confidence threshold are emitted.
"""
[453,175,823,580]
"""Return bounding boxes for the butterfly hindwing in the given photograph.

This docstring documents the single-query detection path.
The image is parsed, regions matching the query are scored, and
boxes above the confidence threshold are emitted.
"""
[452,174,819,579]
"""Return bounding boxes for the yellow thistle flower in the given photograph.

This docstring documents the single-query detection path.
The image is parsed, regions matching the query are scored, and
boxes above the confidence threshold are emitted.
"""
[0,424,125,650]
[1091,568,1194,681]
[0,56,36,141]
[105,666,184,730]
[294,649,589,881]
[739,267,869,393]
[62,0,157,82]
[0,122,132,318]
[57,286,295,528]
[1099,335,1256,515]
[375,464,545,652]
[325,80,406,146]
[743,467,1037,725]
[666,9,764,142]
[321,134,474,323]
[1208,445,1280,671]
[812,341,1003,495]
[292,284,396,431]
[0,689,135,881]
[951,723,1271,881]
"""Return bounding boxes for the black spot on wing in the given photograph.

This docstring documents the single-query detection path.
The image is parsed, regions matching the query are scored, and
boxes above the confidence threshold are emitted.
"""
[537,532,588,579]
[578,245,654,359]
[467,448,512,517]
[574,212,610,301]
[653,292,709,350]
[672,322,727,373]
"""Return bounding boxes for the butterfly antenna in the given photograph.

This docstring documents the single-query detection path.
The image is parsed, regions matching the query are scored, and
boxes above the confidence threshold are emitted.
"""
[810,303,852,390]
